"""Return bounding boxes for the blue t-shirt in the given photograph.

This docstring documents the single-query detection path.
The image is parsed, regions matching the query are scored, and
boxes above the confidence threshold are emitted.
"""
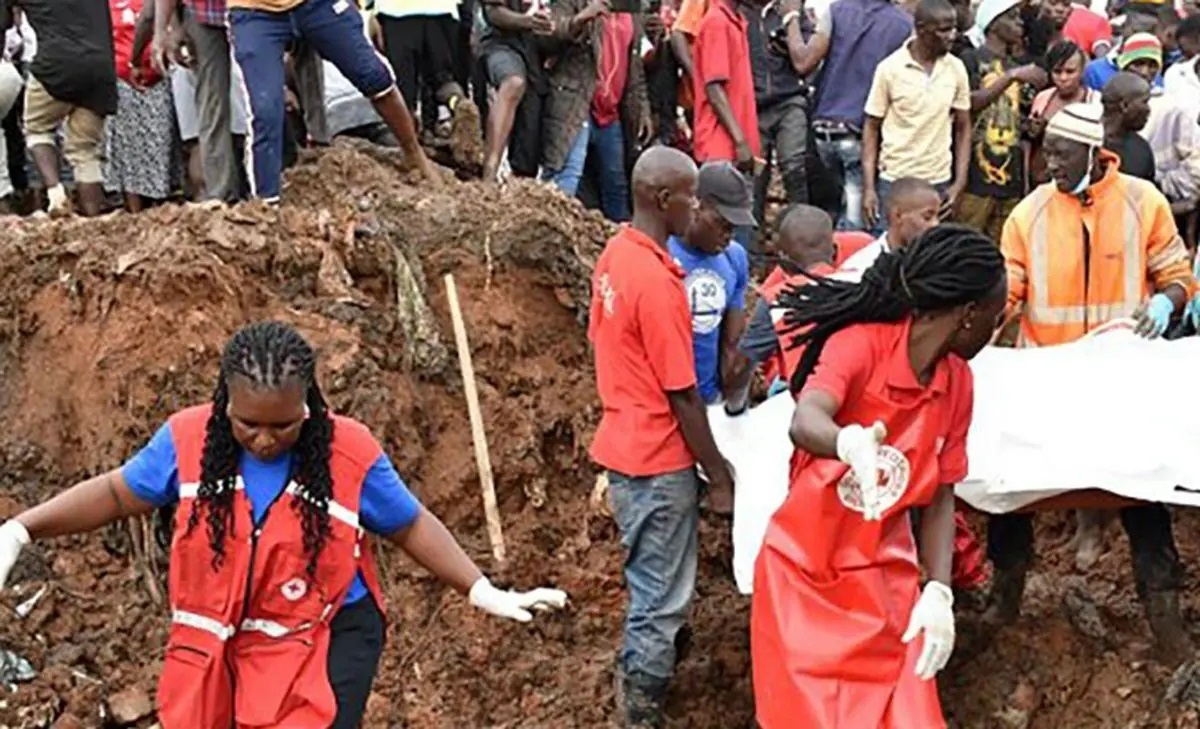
[1084,56,1163,91]
[667,237,749,403]
[122,423,422,607]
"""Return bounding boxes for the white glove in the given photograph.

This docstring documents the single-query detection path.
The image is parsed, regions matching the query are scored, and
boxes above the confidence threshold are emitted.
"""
[901,581,955,680]
[0,520,31,589]
[836,421,888,520]
[468,577,568,623]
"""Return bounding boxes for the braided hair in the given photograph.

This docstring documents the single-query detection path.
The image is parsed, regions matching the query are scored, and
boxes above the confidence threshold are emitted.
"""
[187,321,335,577]
[777,224,1006,393]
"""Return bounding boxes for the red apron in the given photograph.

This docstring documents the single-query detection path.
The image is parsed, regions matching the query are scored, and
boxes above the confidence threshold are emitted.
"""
[751,345,969,729]
[157,405,388,729]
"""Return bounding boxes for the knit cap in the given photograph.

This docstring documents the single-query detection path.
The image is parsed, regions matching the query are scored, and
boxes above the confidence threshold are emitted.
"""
[1118,32,1164,69]
[1045,102,1105,147]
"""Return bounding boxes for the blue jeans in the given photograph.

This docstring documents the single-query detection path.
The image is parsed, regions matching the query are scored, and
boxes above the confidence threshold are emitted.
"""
[543,120,590,197]
[230,0,393,201]
[588,118,631,222]
[608,467,699,682]
[815,134,864,231]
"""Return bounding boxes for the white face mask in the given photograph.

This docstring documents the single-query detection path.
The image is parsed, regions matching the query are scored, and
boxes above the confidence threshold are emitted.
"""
[1070,147,1096,196]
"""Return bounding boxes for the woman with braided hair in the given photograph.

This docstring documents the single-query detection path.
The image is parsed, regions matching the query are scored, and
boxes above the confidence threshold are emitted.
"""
[750,224,1007,729]
[0,321,566,728]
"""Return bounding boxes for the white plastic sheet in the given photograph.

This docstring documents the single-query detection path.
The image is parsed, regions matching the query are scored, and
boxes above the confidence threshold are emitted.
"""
[718,322,1200,595]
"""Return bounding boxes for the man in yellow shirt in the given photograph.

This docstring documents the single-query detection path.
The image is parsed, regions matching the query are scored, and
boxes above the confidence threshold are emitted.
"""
[861,0,971,236]
[228,0,439,203]
[988,101,1196,669]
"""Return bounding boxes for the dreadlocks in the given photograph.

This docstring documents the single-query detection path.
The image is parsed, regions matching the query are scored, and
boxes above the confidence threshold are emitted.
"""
[187,321,334,577]
[777,224,1006,393]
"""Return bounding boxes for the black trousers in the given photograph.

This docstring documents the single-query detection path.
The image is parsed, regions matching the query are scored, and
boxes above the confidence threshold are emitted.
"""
[986,504,1183,599]
[328,595,386,728]
[380,14,459,128]
[753,96,809,252]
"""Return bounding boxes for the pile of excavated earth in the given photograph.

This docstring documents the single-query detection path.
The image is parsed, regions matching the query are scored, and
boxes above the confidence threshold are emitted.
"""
[0,142,1198,728]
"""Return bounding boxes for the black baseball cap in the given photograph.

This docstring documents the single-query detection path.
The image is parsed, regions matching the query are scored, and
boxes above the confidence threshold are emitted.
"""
[697,161,757,228]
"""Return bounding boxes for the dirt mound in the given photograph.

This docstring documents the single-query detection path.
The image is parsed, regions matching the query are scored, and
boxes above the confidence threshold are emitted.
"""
[0,144,1197,728]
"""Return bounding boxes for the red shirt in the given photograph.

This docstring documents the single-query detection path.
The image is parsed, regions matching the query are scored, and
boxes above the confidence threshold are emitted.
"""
[833,231,875,268]
[111,0,161,84]
[1063,4,1113,57]
[589,227,698,476]
[692,0,761,162]
[592,14,635,126]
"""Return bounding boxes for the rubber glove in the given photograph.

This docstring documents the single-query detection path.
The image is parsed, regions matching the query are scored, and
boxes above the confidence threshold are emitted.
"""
[0,520,31,589]
[836,421,887,520]
[901,580,955,680]
[468,577,568,622]
[1187,292,1200,333]
[1137,293,1174,339]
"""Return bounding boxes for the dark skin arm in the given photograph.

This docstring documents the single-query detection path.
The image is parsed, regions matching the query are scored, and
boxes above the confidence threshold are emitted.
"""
[778,0,826,77]
[944,108,972,213]
[388,506,483,594]
[667,387,733,511]
[15,470,485,595]
[150,0,185,72]
[861,115,883,228]
[723,352,754,410]
[1133,282,1188,336]
[670,30,696,80]
[918,484,955,586]
[15,470,156,539]
[706,81,753,172]
[485,3,552,33]
[130,0,156,80]
[969,70,1017,112]
[789,389,840,455]
[718,307,748,400]
[1161,282,1187,310]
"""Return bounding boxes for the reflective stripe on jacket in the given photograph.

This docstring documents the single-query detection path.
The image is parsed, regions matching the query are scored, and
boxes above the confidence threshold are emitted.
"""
[1001,151,1195,348]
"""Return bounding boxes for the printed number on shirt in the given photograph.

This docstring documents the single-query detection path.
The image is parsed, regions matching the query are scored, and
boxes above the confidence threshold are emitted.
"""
[685,269,727,335]
[596,273,616,316]
[836,445,911,517]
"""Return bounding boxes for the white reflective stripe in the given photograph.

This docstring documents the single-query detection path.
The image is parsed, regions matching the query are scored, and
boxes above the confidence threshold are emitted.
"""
[1025,301,1137,325]
[240,618,310,639]
[179,476,246,500]
[1119,188,1143,307]
[327,500,359,530]
[173,611,318,640]
[172,609,236,641]
[1027,188,1054,314]
[284,482,360,530]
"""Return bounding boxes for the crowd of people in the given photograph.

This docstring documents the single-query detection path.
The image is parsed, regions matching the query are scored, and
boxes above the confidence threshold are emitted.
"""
[0,0,1196,231]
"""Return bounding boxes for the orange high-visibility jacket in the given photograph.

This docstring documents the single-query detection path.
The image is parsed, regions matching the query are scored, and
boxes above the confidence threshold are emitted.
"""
[1001,152,1195,348]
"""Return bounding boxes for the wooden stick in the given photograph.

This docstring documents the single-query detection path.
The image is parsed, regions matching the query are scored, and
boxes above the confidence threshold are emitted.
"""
[443,273,507,565]
[128,517,163,607]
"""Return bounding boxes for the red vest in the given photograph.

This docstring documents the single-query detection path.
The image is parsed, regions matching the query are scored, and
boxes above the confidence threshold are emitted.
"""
[157,405,387,729]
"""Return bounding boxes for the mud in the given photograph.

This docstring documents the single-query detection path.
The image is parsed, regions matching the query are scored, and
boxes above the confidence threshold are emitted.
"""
[0,145,1197,728]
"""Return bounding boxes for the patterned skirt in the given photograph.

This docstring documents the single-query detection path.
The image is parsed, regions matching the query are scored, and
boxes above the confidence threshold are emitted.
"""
[104,79,182,199]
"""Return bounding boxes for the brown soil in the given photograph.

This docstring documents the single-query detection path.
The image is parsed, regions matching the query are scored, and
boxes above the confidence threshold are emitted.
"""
[0,143,1197,728]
